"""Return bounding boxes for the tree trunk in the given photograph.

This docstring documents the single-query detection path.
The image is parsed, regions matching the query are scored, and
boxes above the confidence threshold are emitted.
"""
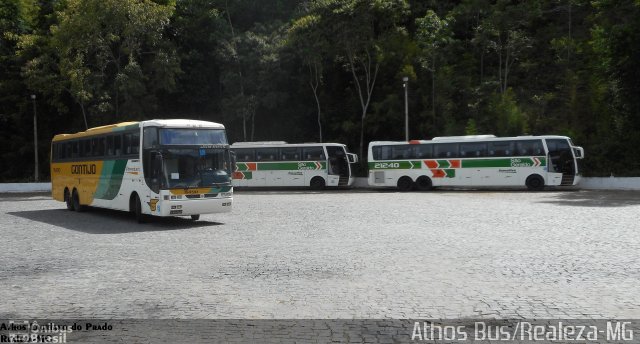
[346,47,379,158]
[225,0,247,140]
[309,61,323,142]
[432,58,436,127]
[80,101,88,130]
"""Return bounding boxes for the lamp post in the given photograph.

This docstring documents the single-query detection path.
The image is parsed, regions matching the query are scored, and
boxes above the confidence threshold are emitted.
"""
[31,94,38,182]
[403,76,409,141]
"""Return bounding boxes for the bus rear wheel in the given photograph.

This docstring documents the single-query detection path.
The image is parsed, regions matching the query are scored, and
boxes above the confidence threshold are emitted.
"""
[415,176,433,191]
[397,176,413,192]
[310,177,325,190]
[72,189,85,212]
[526,174,545,191]
[64,188,74,211]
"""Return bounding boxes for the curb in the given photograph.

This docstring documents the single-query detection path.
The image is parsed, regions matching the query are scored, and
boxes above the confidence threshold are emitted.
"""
[1,177,639,193]
[0,183,52,193]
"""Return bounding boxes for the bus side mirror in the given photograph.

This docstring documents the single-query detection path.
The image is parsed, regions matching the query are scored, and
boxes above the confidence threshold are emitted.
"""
[150,151,163,192]
[229,151,237,173]
[574,147,584,159]
[347,153,358,163]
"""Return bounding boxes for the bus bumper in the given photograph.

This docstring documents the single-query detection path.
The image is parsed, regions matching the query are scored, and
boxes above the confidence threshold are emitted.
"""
[155,197,232,217]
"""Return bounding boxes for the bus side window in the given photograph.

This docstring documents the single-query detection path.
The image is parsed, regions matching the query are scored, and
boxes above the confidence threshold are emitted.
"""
[280,147,301,161]
[114,135,122,156]
[372,146,379,160]
[64,142,72,159]
[414,144,432,159]
[434,143,458,158]
[52,143,58,162]
[255,148,277,161]
[392,145,412,159]
[302,147,324,161]
[71,140,79,158]
[123,134,131,154]
[131,133,140,154]
[106,136,114,156]
[234,149,254,162]
[92,137,105,157]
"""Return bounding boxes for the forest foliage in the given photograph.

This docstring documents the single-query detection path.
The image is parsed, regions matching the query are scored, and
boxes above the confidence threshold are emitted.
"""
[1,0,639,180]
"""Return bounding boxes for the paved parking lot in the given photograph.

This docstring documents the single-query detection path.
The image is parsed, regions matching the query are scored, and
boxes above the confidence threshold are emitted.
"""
[1,189,640,319]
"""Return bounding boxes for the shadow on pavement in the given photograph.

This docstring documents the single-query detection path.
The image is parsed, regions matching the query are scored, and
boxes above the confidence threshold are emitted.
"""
[8,207,223,234]
[537,190,640,207]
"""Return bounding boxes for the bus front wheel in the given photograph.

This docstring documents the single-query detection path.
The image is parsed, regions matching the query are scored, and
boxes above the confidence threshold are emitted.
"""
[526,174,545,191]
[190,215,200,221]
[131,194,146,223]
[397,176,413,192]
[415,176,433,191]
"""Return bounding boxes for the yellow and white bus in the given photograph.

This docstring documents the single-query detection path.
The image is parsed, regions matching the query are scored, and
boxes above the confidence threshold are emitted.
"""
[368,135,584,191]
[230,142,358,189]
[51,119,233,222]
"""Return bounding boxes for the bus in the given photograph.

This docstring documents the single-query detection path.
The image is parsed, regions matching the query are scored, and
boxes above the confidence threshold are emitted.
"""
[368,135,584,191]
[230,142,358,188]
[51,119,234,222]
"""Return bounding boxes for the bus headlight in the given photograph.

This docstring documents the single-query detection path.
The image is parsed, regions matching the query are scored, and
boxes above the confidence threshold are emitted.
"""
[220,192,232,198]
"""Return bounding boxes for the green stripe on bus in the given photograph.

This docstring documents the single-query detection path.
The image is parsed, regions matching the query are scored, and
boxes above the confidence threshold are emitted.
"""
[236,163,252,171]
[256,161,327,171]
[461,157,546,168]
[94,159,128,200]
[368,157,547,169]
[437,160,450,168]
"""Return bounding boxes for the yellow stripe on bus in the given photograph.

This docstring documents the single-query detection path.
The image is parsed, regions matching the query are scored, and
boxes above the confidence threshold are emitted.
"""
[51,161,105,205]
[169,188,215,195]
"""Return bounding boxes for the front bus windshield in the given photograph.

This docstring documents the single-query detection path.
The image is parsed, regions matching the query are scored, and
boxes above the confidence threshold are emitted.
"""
[161,148,230,189]
[143,127,232,192]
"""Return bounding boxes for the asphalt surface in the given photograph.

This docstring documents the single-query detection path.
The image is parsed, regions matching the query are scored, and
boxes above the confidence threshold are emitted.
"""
[1,189,640,319]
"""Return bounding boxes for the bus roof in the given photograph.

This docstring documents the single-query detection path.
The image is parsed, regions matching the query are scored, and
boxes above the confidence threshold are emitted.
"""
[231,142,347,147]
[369,135,572,146]
[52,119,225,141]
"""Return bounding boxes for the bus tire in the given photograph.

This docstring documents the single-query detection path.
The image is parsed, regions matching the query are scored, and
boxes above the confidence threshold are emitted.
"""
[310,177,325,190]
[64,188,74,211]
[526,174,545,191]
[415,176,433,191]
[72,189,85,212]
[397,176,413,192]
[190,215,200,221]
[131,193,146,223]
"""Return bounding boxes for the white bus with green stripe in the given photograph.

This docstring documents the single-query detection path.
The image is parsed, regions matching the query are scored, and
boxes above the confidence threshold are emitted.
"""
[51,119,233,222]
[368,135,584,191]
[230,142,358,189]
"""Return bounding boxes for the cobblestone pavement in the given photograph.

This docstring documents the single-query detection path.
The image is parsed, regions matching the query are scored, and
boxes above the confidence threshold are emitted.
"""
[1,189,640,319]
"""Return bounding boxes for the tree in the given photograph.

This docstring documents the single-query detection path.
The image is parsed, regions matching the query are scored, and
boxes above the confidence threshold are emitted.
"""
[416,9,452,126]
[473,1,536,95]
[287,14,328,142]
[301,0,410,157]
[50,0,179,126]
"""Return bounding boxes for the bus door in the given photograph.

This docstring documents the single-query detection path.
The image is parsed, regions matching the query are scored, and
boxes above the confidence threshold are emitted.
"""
[326,146,350,186]
[546,139,576,185]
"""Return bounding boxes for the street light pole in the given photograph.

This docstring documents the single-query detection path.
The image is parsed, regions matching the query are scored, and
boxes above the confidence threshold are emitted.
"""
[403,76,409,141]
[31,94,38,182]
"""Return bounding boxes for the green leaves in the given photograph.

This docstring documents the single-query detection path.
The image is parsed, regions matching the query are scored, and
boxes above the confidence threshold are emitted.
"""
[50,0,178,122]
